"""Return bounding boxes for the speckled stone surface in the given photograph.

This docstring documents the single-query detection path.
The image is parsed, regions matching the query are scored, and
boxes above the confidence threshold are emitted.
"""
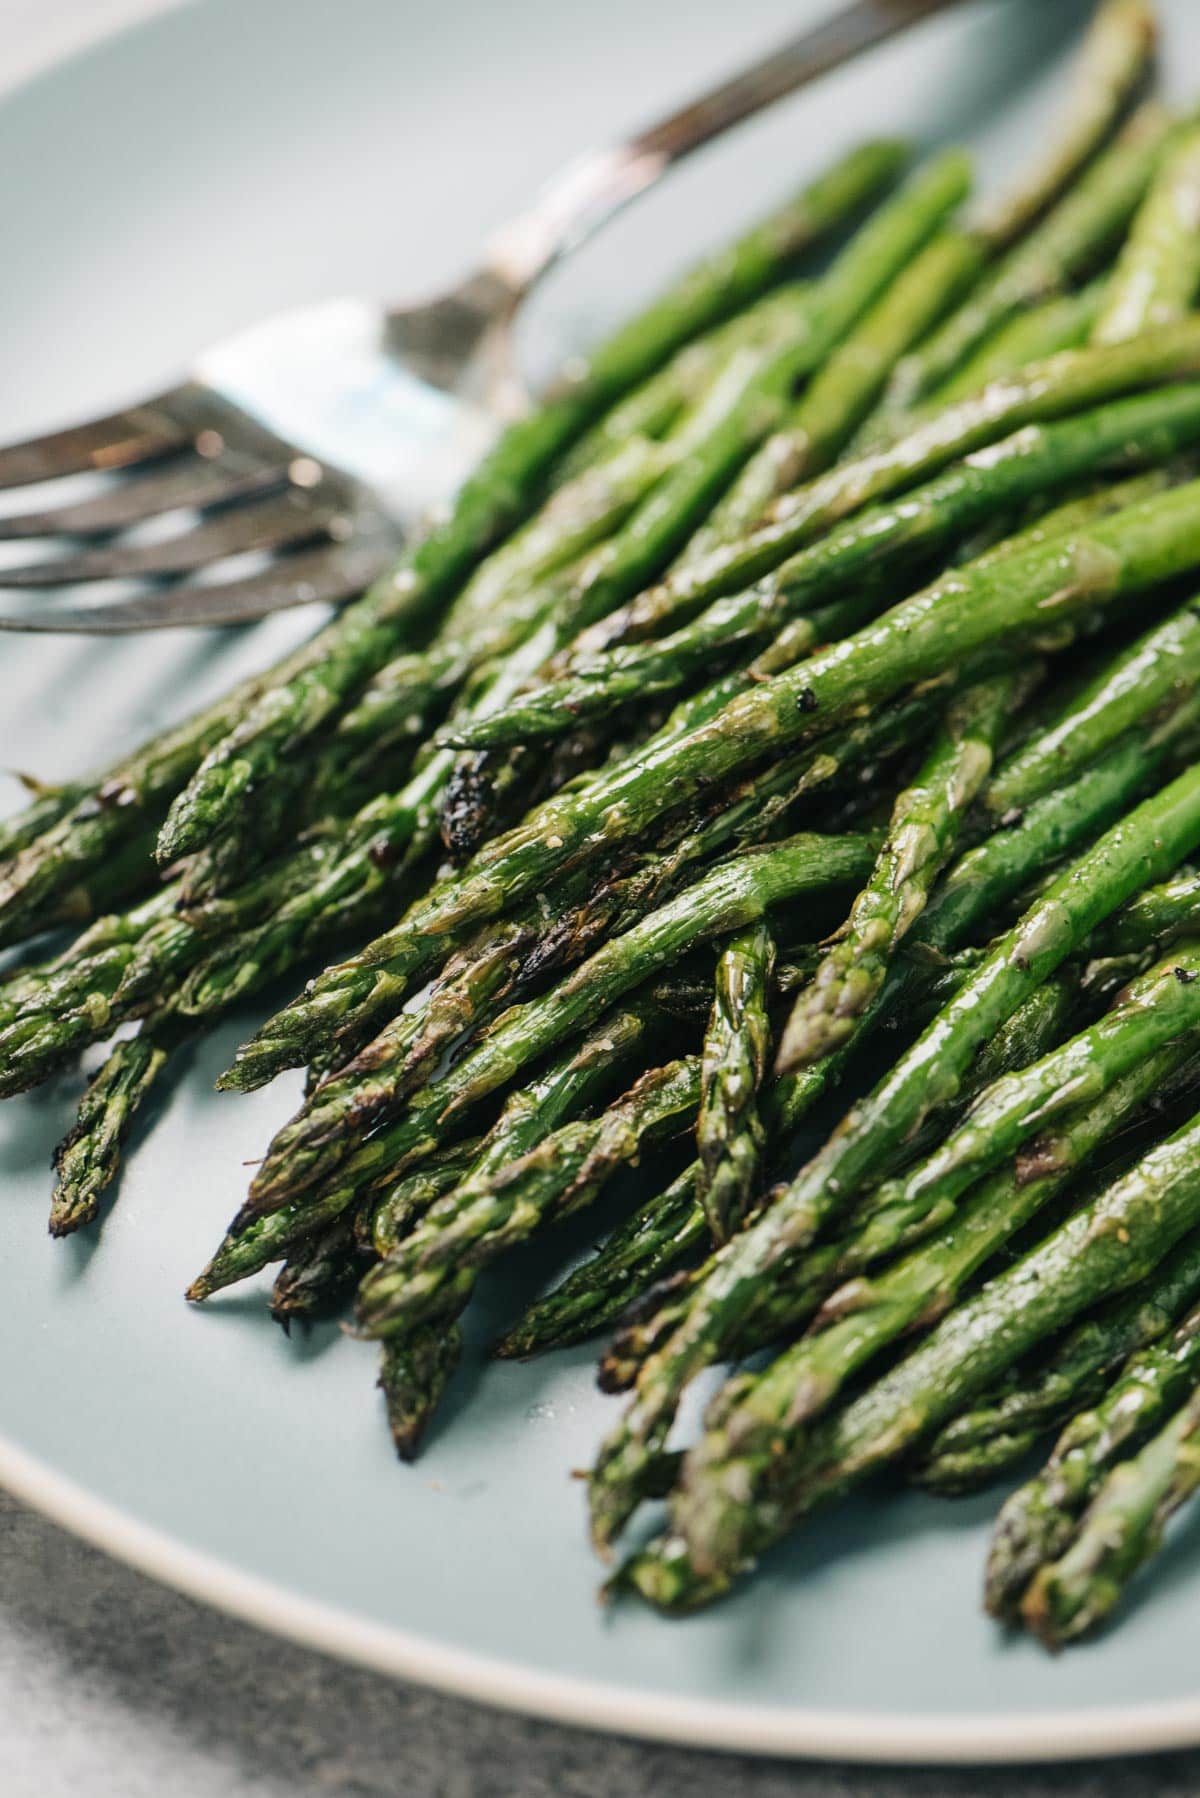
[3,1489,1200,1798]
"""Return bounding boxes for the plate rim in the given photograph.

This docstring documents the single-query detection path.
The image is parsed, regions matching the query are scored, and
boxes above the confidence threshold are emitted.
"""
[4,1430,1200,1765]
[5,0,1200,1767]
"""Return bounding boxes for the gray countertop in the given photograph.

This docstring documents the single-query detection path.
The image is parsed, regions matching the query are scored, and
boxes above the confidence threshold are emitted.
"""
[2,1490,1199,1798]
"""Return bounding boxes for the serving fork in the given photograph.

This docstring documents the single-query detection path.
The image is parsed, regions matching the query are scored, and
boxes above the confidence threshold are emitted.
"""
[0,0,962,633]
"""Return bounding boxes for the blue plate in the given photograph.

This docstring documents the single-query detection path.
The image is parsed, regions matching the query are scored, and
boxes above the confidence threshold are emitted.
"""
[3,0,1200,1762]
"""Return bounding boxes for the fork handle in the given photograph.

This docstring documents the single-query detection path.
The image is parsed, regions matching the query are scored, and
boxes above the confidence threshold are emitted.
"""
[483,0,964,296]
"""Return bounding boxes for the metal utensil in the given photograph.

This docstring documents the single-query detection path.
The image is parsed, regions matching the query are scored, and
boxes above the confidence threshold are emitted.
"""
[0,0,962,632]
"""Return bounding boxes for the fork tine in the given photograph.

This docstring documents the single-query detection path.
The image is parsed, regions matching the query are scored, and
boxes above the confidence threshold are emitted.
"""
[0,394,194,489]
[0,534,396,633]
[0,492,347,587]
[0,455,290,539]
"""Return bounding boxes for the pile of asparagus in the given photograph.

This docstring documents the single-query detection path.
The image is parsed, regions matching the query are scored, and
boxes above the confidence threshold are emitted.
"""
[10,0,1200,1649]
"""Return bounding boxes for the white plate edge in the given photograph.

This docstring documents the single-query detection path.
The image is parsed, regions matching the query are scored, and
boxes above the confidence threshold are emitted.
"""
[4,1430,1200,1765]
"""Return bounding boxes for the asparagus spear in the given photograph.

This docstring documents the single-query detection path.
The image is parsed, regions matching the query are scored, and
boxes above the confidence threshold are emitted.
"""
[268,687,921,1113]
[840,944,1200,1270]
[576,150,974,605]
[269,1218,368,1331]
[245,470,1200,1084]
[916,1222,1200,1487]
[495,1164,707,1359]
[910,285,1107,411]
[587,764,1200,1552]
[424,151,971,846]
[1092,125,1200,344]
[447,329,1200,752]
[448,393,1200,747]
[600,959,1079,1397]
[776,671,1018,1072]
[48,1013,183,1237]
[198,684,935,1110]
[567,378,1198,668]
[0,666,308,952]
[668,1041,1196,1582]
[0,826,363,1099]
[244,831,875,1216]
[179,440,680,887]
[355,1056,701,1341]
[624,1103,1200,1610]
[655,167,981,566]
[984,594,1200,819]
[378,1325,463,1461]
[885,104,1173,408]
[781,231,983,479]
[776,770,1200,1247]
[0,774,91,861]
[173,429,934,1072]
[987,1304,1200,1621]
[1,521,612,1042]
[1092,870,1200,955]
[696,923,775,1243]
[153,143,907,865]
[556,282,815,481]
[370,1141,486,1257]
[1022,1382,1200,1649]
[191,997,668,1301]
[970,1,1155,251]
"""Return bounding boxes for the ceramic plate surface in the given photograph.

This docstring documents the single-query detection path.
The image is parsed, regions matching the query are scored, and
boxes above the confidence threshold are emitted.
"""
[4,0,1200,1763]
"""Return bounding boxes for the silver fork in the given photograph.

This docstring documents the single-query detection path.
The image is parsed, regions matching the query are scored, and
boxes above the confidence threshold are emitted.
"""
[0,0,961,634]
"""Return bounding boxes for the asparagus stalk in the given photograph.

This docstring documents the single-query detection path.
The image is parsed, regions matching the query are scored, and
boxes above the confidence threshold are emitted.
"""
[495,1164,707,1359]
[221,680,936,1096]
[269,1218,368,1331]
[154,142,906,867]
[970,1,1155,251]
[598,964,1079,1397]
[840,944,1200,1271]
[773,769,1200,1251]
[180,441,679,888]
[1092,870,1200,955]
[244,470,1200,1083]
[448,393,1200,748]
[987,1304,1200,1621]
[783,231,983,476]
[426,151,971,844]
[984,593,1200,819]
[370,1141,486,1257]
[190,997,668,1301]
[910,285,1107,411]
[667,1041,1196,1582]
[48,1013,183,1237]
[244,831,874,1217]
[355,1057,701,1341]
[567,379,1198,670]
[0,774,91,860]
[624,1103,1200,1610]
[885,104,1173,408]
[587,764,1200,1553]
[1092,125,1200,344]
[776,671,1018,1071]
[0,667,306,952]
[696,923,775,1243]
[447,340,1200,755]
[916,1221,1200,1488]
[1020,1382,1200,1649]
[556,282,815,481]
[378,1325,462,1461]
